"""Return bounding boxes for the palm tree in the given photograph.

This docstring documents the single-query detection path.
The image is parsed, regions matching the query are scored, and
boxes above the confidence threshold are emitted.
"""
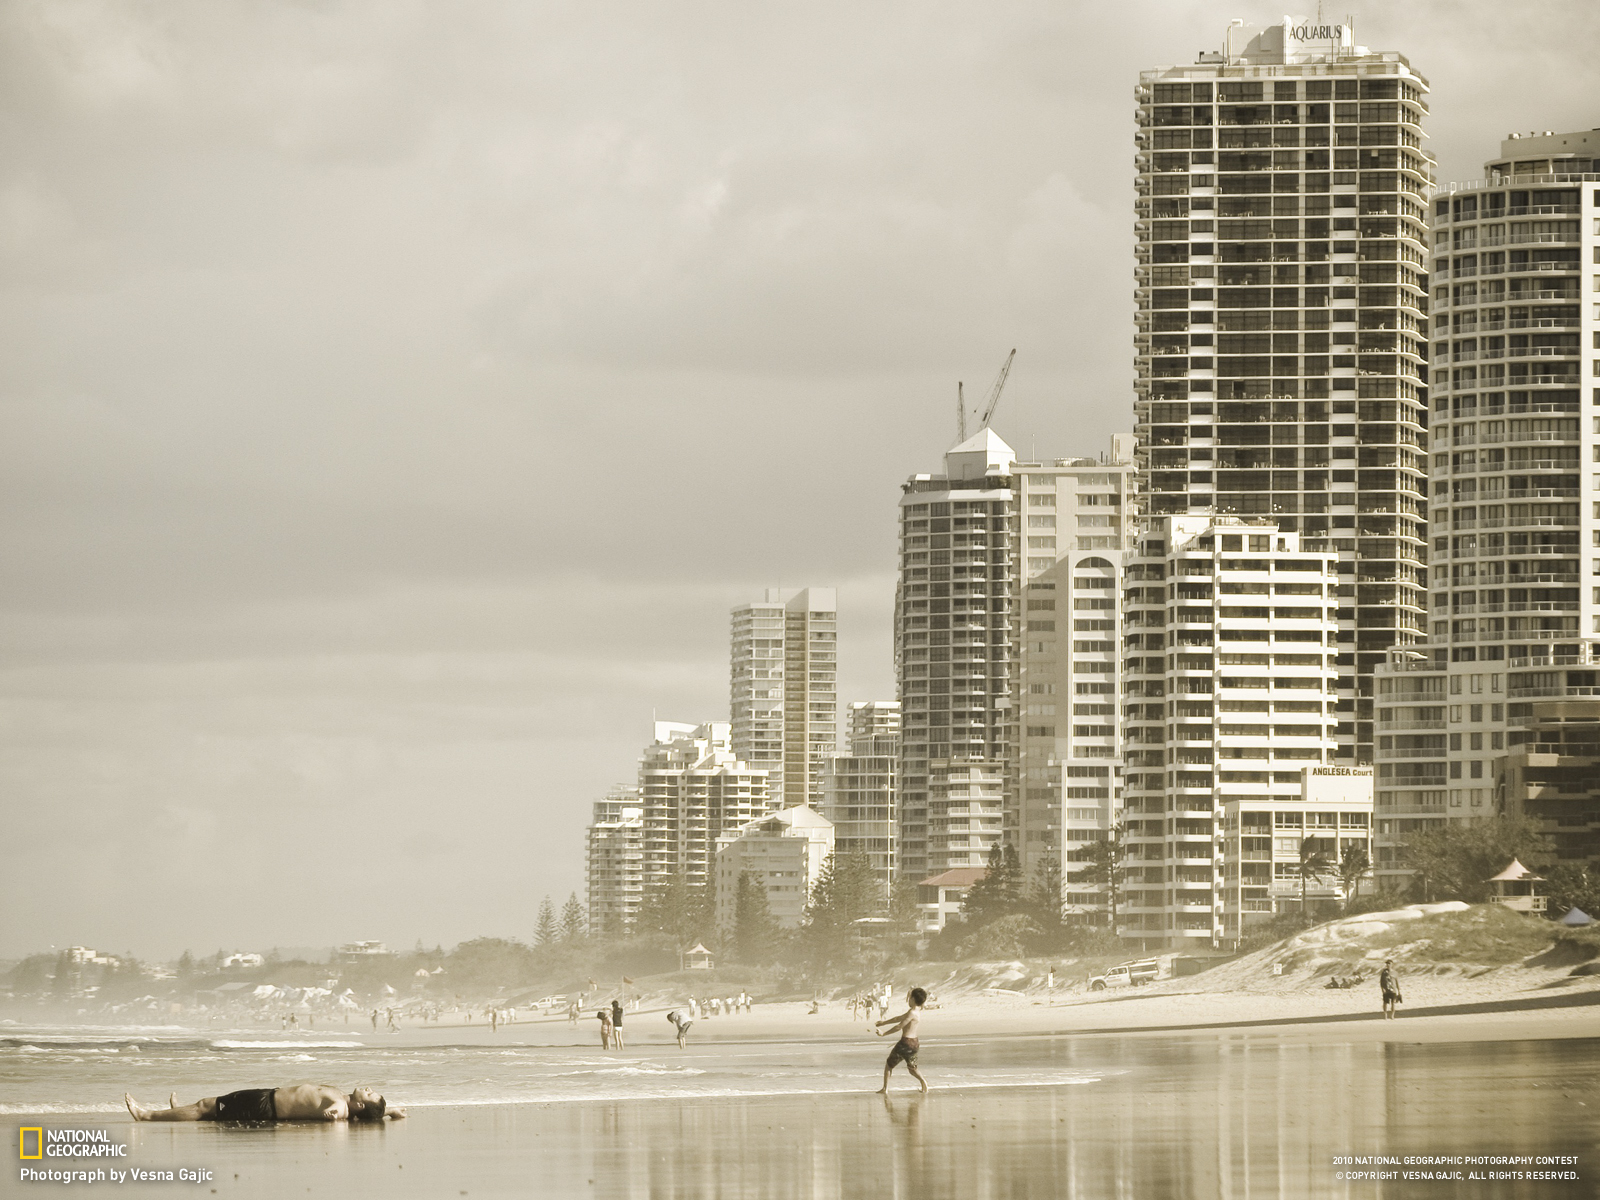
[1297,836,1336,922]
[1336,844,1371,913]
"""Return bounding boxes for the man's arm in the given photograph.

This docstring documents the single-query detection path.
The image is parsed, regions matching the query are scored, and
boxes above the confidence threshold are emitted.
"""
[875,1009,908,1033]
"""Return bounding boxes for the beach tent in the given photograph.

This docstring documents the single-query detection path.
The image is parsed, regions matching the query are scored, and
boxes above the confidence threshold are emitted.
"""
[1560,907,1592,927]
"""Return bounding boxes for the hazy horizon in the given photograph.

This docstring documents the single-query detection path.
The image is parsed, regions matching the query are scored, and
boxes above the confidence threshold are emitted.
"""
[3,0,1597,960]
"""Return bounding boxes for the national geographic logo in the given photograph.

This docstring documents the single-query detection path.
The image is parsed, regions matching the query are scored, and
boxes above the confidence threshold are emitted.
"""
[16,1127,128,1158]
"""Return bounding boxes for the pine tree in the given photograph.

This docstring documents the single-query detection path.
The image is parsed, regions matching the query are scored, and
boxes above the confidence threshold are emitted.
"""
[1027,858,1064,933]
[637,877,715,945]
[961,842,1024,927]
[732,872,780,964]
[176,951,195,982]
[559,892,586,942]
[534,895,557,947]
[1067,822,1128,930]
[798,851,881,969]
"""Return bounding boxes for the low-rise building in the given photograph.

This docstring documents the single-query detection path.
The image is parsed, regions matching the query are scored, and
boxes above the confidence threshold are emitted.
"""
[713,805,835,930]
[1220,765,1374,947]
[913,867,988,934]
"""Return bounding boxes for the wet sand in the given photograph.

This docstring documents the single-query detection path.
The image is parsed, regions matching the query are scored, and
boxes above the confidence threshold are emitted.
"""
[13,1031,1599,1198]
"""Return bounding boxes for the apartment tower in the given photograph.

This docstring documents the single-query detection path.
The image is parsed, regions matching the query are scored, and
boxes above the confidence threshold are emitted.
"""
[1009,437,1139,907]
[1374,130,1600,885]
[895,430,1019,882]
[1135,19,1434,769]
[1121,517,1342,948]
[584,786,645,938]
[637,722,772,895]
[730,588,839,808]
[822,701,901,902]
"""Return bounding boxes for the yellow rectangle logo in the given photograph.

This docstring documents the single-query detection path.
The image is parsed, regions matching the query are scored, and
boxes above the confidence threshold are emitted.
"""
[19,1127,43,1159]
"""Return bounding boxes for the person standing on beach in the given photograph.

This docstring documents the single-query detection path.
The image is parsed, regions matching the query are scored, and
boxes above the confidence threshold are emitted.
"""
[1379,960,1402,1020]
[596,1008,613,1049]
[874,988,929,1094]
[610,999,626,1049]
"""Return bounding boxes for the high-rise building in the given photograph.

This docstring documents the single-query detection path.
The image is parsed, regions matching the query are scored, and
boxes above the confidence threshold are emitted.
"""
[1010,436,1139,901]
[1135,20,1434,769]
[895,429,1019,882]
[730,588,838,808]
[822,702,900,902]
[713,805,835,931]
[585,786,644,938]
[1374,129,1598,883]
[1120,516,1341,949]
[637,722,772,895]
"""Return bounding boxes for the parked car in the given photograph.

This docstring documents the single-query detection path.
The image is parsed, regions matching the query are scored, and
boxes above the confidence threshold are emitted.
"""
[1087,960,1160,991]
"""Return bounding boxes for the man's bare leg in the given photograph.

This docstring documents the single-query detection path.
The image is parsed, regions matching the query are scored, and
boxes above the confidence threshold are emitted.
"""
[906,1062,929,1094]
[877,1064,892,1094]
[126,1094,214,1122]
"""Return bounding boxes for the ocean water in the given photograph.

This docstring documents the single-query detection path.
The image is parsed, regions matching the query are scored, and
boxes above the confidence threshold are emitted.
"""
[5,1021,1597,1198]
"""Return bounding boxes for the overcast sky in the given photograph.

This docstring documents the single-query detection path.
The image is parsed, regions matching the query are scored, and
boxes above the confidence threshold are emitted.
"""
[2,0,1595,960]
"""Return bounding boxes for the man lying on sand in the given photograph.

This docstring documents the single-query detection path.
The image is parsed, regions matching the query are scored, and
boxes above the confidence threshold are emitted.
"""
[874,987,929,1094]
[125,1084,403,1122]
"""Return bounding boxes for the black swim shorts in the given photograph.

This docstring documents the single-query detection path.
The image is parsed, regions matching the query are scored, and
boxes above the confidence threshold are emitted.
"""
[886,1037,919,1067]
[208,1088,277,1122]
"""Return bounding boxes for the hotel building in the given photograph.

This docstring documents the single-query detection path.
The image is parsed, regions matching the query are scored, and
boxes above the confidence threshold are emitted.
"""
[730,589,838,808]
[1135,19,1434,770]
[1374,129,1599,885]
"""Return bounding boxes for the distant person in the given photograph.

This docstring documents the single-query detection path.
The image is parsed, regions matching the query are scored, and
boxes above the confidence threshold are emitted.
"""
[875,988,929,1094]
[567,1002,580,1026]
[666,1010,693,1049]
[386,1009,398,1032]
[126,1084,403,1123]
[1379,960,1402,1020]
[490,1008,499,1032]
[610,1000,626,1049]
[596,1008,613,1050]
[370,1010,379,1031]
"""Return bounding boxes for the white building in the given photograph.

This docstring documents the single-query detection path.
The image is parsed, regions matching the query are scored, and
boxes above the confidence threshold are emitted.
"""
[638,722,772,894]
[896,428,1019,881]
[913,867,988,935]
[713,805,835,931]
[1135,19,1435,771]
[1120,517,1341,949]
[585,786,645,938]
[1010,435,1138,903]
[1375,128,1597,883]
[1220,765,1374,946]
[730,588,838,808]
[822,703,900,903]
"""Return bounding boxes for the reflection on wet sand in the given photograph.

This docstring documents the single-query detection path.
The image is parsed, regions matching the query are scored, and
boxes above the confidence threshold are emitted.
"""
[69,1036,1600,1197]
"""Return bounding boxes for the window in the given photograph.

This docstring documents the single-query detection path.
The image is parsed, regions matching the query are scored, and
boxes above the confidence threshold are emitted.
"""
[1031,495,1057,507]
[1029,515,1057,528]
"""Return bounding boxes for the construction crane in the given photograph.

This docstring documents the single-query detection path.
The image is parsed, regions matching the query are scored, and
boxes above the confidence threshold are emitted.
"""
[978,348,1016,430]
[955,349,1016,443]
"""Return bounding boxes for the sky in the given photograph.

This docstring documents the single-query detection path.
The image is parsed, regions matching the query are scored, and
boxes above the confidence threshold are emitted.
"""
[1,0,1596,961]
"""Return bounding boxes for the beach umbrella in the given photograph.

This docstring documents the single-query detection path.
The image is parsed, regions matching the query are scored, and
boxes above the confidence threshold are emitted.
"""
[1560,907,1592,927]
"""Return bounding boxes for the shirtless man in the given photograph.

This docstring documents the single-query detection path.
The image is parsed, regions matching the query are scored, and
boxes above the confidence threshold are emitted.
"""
[874,987,928,1094]
[666,1009,693,1049]
[125,1084,402,1123]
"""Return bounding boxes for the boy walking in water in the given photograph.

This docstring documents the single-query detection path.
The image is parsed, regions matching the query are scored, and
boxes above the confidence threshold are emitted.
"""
[1379,959,1402,1020]
[874,987,928,1093]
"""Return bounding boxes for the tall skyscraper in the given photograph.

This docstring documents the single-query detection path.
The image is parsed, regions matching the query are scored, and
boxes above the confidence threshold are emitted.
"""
[1120,516,1344,949]
[730,588,838,808]
[1010,436,1138,899]
[822,701,900,901]
[637,722,771,894]
[895,429,1018,882]
[1135,19,1434,769]
[1374,129,1598,886]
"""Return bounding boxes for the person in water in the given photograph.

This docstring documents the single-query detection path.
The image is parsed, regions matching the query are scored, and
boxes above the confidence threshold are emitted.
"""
[874,987,929,1094]
[125,1084,402,1122]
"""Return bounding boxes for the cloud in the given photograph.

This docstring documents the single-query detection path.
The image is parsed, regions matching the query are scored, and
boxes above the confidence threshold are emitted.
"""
[1,0,1595,956]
